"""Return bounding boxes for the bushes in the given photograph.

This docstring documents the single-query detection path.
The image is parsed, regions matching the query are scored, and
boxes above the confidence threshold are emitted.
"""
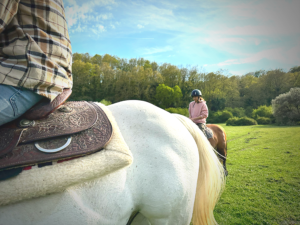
[206,105,276,125]
[272,87,300,125]
[207,110,233,123]
[226,117,258,126]
[226,117,238,126]
[224,107,246,117]
[256,116,272,125]
[171,105,275,126]
[252,105,273,119]
[165,108,189,117]
[100,99,112,106]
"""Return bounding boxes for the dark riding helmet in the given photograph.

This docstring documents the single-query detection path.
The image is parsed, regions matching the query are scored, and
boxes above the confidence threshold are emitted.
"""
[191,89,202,97]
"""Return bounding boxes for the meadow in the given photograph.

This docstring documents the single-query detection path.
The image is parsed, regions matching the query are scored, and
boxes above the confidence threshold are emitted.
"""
[214,124,300,225]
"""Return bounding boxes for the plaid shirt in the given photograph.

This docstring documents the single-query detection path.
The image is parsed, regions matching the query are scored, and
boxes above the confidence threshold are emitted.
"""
[0,0,72,101]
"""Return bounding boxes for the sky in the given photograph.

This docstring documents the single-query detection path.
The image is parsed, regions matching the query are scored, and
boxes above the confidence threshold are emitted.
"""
[64,0,300,76]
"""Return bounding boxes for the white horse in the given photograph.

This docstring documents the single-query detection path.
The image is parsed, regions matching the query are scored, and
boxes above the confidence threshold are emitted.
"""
[0,100,225,225]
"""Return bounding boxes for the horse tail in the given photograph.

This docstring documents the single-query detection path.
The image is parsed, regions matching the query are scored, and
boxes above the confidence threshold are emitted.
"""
[173,114,225,225]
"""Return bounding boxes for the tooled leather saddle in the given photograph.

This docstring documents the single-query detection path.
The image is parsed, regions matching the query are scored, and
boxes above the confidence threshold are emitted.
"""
[0,91,112,178]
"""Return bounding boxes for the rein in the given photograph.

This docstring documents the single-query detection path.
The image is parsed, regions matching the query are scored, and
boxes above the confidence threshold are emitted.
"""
[214,150,227,160]
[126,211,139,225]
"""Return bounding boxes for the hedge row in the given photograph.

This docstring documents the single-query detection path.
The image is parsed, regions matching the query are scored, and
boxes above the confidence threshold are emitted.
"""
[164,107,274,126]
[165,107,189,117]
[226,117,258,126]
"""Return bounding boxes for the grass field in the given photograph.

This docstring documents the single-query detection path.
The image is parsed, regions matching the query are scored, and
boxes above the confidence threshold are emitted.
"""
[213,124,300,225]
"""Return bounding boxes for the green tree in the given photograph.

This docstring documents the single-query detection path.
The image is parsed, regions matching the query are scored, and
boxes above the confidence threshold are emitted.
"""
[159,63,182,87]
[289,66,300,73]
[71,60,94,100]
[102,54,120,69]
[151,62,159,72]
[272,87,300,125]
[144,60,152,70]
[91,54,102,65]
[173,85,183,107]
[155,84,174,108]
[155,84,182,108]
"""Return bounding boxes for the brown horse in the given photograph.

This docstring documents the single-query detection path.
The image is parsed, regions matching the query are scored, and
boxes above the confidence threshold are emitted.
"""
[206,124,228,176]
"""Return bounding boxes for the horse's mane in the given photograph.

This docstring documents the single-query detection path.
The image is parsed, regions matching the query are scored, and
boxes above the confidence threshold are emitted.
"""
[172,114,225,225]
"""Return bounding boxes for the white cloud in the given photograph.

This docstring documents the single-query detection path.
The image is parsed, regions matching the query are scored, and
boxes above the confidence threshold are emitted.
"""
[70,23,86,33]
[119,2,191,33]
[91,25,106,35]
[204,37,246,45]
[220,0,300,36]
[229,69,250,76]
[65,0,116,28]
[254,38,261,46]
[216,47,288,67]
[98,25,106,32]
[142,46,173,55]
[203,36,263,47]
[284,40,300,65]
[65,0,299,74]
[210,24,297,36]
[95,14,112,21]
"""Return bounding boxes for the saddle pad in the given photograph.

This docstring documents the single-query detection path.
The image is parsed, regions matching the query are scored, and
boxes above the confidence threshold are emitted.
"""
[0,102,111,170]
[0,103,133,206]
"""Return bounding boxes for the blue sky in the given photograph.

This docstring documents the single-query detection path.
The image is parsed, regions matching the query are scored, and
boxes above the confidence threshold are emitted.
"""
[64,0,300,75]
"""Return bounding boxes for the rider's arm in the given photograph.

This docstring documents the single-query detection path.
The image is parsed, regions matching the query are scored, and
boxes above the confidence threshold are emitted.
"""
[0,0,19,34]
[192,103,208,120]
[188,103,192,118]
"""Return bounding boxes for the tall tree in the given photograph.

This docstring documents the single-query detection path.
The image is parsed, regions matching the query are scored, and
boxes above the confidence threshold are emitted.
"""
[272,87,300,125]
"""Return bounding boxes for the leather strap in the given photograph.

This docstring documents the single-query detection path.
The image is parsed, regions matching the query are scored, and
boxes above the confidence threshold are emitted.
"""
[20,101,97,144]
[0,129,24,158]
[23,88,72,120]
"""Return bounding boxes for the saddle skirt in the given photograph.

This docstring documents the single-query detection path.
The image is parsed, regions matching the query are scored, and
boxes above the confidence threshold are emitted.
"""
[0,102,133,206]
[0,101,112,171]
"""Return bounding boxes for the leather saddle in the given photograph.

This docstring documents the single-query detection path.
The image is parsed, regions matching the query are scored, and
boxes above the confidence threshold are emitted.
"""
[0,99,112,172]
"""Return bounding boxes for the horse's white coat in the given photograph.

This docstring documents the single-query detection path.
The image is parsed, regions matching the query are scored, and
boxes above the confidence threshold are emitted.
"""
[0,100,210,225]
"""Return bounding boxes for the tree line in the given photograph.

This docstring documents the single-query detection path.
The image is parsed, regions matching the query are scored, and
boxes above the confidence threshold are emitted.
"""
[70,53,300,116]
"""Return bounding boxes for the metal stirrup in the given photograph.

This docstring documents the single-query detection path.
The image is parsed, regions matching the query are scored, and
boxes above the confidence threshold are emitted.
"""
[35,137,72,153]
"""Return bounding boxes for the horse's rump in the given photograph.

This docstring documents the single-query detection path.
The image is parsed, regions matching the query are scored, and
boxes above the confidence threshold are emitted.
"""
[206,123,228,176]
[0,101,225,225]
[0,103,133,206]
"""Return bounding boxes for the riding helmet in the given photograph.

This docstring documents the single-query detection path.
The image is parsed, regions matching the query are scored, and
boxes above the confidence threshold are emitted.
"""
[191,89,202,97]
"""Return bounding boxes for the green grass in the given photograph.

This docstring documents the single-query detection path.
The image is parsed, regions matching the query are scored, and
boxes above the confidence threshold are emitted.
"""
[214,124,300,225]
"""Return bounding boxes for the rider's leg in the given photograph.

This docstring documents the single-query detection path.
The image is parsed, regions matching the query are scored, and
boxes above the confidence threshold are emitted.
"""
[0,84,43,126]
[196,123,208,138]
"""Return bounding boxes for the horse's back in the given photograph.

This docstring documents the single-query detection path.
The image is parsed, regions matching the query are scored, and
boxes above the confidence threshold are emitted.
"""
[0,100,200,225]
[207,124,226,141]
[108,101,200,221]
